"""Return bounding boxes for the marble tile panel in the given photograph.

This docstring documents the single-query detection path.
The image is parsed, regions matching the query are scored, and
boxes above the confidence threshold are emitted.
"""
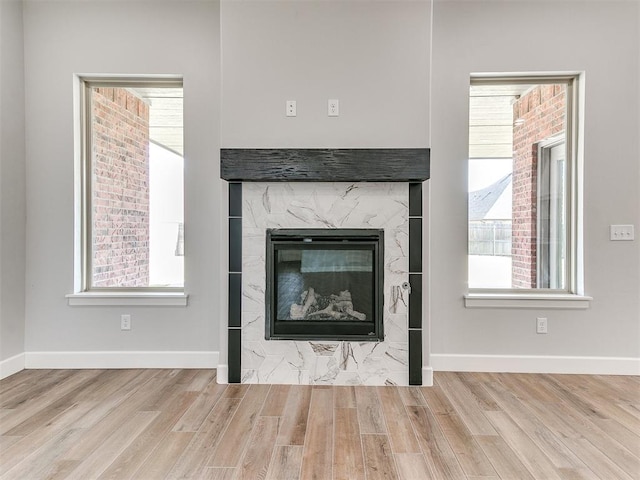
[242,277,264,314]
[385,371,410,386]
[309,342,340,356]
[284,342,316,370]
[242,312,265,342]
[386,256,409,276]
[360,356,393,378]
[357,341,389,359]
[261,339,300,357]
[384,314,408,343]
[338,342,359,372]
[242,254,266,280]
[240,182,410,386]
[242,369,258,383]
[388,228,409,258]
[312,356,341,385]
[256,356,291,384]
[254,355,311,385]
[242,341,266,370]
[243,229,265,257]
[385,343,409,368]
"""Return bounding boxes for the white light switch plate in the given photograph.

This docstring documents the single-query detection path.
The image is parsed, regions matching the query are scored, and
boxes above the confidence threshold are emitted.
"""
[610,225,635,241]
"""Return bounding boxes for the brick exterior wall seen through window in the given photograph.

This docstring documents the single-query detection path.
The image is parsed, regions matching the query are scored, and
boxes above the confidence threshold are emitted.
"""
[91,87,150,287]
[511,84,566,288]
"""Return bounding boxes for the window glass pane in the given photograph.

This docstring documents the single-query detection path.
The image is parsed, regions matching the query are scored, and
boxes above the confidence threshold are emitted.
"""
[89,85,184,288]
[468,82,568,290]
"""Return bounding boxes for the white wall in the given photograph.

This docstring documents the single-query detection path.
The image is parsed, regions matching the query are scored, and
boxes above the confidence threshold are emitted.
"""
[22,0,221,357]
[220,0,432,380]
[431,0,640,366]
[12,0,639,373]
[0,0,27,369]
[221,0,431,148]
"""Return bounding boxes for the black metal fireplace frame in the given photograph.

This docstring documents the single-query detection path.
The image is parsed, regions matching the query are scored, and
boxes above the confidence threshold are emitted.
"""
[265,228,384,342]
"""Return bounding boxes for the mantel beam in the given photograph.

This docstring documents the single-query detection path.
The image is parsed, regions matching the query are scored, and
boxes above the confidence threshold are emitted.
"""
[220,148,430,182]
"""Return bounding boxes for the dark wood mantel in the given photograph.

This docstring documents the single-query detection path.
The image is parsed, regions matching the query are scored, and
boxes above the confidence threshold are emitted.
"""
[220,148,430,182]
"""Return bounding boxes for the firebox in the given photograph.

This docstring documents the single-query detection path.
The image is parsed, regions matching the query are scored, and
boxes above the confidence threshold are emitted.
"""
[265,228,384,341]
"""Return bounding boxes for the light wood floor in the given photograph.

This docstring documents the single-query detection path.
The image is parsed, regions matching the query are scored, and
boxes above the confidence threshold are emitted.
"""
[1,370,638,479]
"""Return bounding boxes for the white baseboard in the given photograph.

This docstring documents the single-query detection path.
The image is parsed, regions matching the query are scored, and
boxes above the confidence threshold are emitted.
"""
[216,364,228,384]
[0,353,26,379]
[422,366,434,386]
[10,352,637,378]
[431,354,640,376]
[24,351,219,370]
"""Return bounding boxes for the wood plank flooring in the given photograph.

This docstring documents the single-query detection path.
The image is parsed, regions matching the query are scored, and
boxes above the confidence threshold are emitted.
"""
[1,370,638,480]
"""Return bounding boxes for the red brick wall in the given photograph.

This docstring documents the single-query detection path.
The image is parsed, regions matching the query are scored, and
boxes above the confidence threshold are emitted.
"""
[91,87,150,287]
[511,84,566,288]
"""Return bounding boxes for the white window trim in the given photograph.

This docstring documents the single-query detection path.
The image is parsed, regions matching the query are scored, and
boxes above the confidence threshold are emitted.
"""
[70,75,186,304]
[467,72,588,308]
[66,292,188,307]
[464,292,591,309]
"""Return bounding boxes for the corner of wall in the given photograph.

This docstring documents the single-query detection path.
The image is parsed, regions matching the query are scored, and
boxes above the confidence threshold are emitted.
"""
[0,353,25,379]
[0,0,27,366]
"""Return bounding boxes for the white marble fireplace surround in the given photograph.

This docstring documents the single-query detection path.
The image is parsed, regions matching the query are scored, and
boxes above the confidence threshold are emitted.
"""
[241,182,409,385]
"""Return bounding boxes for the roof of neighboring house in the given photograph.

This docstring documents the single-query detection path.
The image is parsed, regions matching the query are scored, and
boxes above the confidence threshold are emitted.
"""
[469,173,512,221]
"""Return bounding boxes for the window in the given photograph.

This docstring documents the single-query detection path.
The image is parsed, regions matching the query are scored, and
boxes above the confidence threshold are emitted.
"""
[467,74,584,300]
[78,77,184,292]
[538,136,566,289]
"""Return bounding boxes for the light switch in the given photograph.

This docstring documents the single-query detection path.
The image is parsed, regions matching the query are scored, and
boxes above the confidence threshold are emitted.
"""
[610,225,635,241]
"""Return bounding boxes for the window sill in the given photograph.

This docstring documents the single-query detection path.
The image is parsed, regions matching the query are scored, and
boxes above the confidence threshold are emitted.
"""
[66,292,188,307]
[464,293,592,309]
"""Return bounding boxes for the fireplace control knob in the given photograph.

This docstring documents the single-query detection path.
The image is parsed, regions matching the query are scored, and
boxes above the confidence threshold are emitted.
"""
[402,281,411,293]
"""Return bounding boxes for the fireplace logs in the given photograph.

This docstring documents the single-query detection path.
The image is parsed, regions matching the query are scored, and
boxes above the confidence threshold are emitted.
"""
[290,288,367,321]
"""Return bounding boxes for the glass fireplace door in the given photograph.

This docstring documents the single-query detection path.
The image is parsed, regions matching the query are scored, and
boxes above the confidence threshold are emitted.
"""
[266,229,384,341]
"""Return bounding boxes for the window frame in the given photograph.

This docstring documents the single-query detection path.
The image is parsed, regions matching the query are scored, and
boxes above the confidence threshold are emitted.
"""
[72,75,186,299]
[465,73,590,308]
[537,135,567,290]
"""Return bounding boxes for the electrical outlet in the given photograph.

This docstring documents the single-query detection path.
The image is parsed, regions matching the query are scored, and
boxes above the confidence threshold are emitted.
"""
[286,100,296,117]
[328,99,339,117]
[121,314,131,331]
[536,317,548,334]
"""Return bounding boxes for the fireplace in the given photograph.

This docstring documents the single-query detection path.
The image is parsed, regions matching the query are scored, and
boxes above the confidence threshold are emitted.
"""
[221,148,430,385]
[266,228,384,341]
